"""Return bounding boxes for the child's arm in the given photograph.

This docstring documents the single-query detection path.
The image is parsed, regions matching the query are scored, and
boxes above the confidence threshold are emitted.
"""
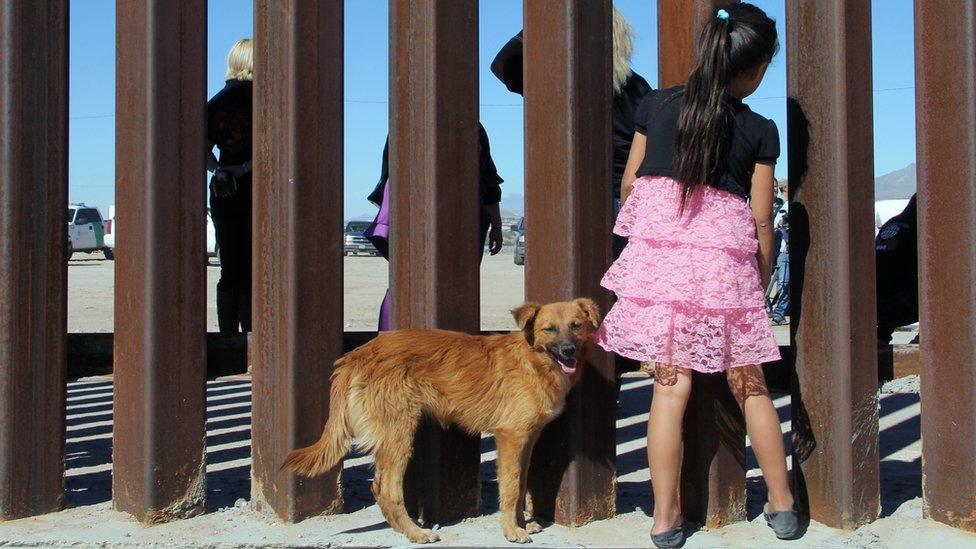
[620,132,647,205]
[749,163,776,290]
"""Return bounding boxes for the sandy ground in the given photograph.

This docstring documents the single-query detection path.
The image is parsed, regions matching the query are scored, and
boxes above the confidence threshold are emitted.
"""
[29,249,948,548]
[67,248,526,333]
[3,374,969,548]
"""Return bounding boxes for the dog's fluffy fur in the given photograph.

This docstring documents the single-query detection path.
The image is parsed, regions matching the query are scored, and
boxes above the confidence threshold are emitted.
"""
[282,298,600,544]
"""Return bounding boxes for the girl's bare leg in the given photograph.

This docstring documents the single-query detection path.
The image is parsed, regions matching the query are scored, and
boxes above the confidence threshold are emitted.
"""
[727,364,794,512]
[647,363,693,534]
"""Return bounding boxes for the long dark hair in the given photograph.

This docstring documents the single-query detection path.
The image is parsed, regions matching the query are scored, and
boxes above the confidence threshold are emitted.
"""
[673,3,778,207]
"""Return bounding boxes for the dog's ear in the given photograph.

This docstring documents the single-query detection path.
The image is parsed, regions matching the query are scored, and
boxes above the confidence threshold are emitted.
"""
[575,298,601,327]
[511,301,541,332]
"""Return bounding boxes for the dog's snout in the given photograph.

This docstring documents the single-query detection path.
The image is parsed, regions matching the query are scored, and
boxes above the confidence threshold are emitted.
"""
[558,343,577,359]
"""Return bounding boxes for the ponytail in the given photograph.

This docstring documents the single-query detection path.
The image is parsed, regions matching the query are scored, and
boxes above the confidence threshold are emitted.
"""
[674,18,734,208]
[672,3,779,210]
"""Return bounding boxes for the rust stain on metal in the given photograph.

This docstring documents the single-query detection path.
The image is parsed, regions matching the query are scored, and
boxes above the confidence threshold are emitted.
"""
[680,373,746,527]
[523,0,616,527]
[112,0,208,524]
[915,0,976,533]
[144,459,206,525]
[657,0,739,89]
[0,0,68,521]
[388,0,482,524]
[787,0,880,530]
[251,0,345,522]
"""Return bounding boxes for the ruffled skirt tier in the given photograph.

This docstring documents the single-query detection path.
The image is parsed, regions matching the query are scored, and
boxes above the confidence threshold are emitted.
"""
[596,176,780,373]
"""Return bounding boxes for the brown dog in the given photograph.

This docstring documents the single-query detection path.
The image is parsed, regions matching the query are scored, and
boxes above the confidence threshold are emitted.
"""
[282,298,600,544]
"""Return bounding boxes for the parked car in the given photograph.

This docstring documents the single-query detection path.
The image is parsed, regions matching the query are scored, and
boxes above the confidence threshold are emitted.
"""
[512,216,525,266]
[344,221,378,256]
[102,205,220,264]
[68,203,113,260]
[103,205,115,251]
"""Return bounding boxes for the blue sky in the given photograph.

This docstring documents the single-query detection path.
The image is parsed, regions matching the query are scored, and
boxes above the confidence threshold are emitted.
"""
[68,0,915,217]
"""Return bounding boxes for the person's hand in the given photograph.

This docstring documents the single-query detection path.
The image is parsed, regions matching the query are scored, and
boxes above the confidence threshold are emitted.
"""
[488,223,503,255]
[485,203,504,256]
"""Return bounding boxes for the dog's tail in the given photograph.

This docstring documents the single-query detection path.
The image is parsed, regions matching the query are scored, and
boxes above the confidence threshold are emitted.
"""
[281,358,353,477]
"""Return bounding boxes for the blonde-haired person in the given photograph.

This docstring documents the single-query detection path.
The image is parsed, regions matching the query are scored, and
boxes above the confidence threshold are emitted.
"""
[490,5,652,258]
[225,38,253,80]
[206,38,254,333]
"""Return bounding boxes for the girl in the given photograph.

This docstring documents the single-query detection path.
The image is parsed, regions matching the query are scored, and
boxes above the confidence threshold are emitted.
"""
[596,4,798,547]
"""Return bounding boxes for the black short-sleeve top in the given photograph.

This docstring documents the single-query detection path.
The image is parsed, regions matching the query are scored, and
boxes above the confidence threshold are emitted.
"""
[634,85,779,199]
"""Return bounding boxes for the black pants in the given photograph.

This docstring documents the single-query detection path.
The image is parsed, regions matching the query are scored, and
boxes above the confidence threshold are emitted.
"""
[211,186,252,333]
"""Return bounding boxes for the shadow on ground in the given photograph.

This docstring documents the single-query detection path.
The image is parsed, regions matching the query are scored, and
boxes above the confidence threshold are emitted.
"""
[64,376,921,521]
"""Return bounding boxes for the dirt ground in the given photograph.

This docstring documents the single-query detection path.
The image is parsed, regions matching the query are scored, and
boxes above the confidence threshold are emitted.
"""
[1,373,972,548]
[67,247,527,333]
[31,248,947,548]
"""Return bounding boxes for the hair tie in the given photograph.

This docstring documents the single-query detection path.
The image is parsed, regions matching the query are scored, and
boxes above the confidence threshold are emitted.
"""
[716,8,730,22]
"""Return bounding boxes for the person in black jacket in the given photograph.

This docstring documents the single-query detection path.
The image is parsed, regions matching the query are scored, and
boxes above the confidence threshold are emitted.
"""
[206,39,253,333]
[364,124,505,330]
[490,5,652,258]
[876,194,918,345]
[366,125,503,258]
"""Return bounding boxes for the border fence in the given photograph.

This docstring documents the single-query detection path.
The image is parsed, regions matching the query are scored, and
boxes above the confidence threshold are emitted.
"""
[0,0,973,535]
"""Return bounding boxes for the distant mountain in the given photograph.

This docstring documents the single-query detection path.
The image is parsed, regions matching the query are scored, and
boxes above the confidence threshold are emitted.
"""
[875,163,916,200]
[500,193,524,216]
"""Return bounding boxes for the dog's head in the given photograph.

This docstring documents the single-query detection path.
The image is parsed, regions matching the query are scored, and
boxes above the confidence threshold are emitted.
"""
[511,298,601,376]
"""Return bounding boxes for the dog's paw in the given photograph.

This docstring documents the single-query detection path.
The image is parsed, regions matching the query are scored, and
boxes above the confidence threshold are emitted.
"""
[504,526,533,543]
[406,528,441,544]
[525,520,542,534]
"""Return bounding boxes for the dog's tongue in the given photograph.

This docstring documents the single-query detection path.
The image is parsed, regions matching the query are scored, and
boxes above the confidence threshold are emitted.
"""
[558,358,577,375]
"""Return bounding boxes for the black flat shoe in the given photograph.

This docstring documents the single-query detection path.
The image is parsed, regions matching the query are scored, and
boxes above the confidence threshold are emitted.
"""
[764,505,801,539]
[650,521,688,549]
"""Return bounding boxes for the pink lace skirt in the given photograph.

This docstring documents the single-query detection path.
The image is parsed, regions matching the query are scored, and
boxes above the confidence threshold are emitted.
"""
[596,176,780,373]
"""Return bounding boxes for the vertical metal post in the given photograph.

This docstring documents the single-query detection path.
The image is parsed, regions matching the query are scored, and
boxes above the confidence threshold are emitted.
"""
[915,0,976,533]
[787,0,879,529]
[113,0,208,524]
[251,0,345,521]
[0,0,68,520]
[388,0,482,524]
[657,0,737,88]
[679,372,745,527]
[523,0,616,526]
[658,0,746,528]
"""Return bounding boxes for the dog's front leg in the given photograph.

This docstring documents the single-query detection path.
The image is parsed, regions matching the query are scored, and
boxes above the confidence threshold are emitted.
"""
[519,431,542,534]
[495,430,532,543]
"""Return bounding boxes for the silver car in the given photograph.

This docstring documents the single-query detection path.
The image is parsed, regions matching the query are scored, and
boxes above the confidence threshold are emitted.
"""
[344,221,379,256]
